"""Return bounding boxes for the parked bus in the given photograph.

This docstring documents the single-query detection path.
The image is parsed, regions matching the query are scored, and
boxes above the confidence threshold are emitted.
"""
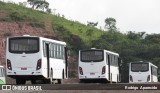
[6,35,68,84]
[0,65,6,84]
[78,48,121,83]
[129,61,158,83]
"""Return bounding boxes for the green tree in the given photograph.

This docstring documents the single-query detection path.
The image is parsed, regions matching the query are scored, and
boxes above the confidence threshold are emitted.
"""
[27,0,49,11]
[36,0,49,11]
[46,8,52,14]
[19,2,27,7]
[127,31,147,40]
[27,0,37,9]
[105,17,117,31]
[145,34,160,44]
[87,21,98,27]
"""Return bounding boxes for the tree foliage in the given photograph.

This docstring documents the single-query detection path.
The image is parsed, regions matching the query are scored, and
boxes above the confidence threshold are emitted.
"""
[87,21,98,27]
[1,2,160,83]
[27,0,49,11]
[105,17,117,31]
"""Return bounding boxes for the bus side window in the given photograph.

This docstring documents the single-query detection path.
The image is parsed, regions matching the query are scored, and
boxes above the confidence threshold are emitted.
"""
[106,53,108,64]
[152,66,157,76]
[116,56,118,66]
[55,44,57,58]
[57,44,60,59]
[59,45,62,59]
[43,41,46,57]
[50,43,53,58]
[53,43,56,58]
[60,45,64,59]
[62,45,64,59]
[151,66,153,75]
[155,67,158,76]
[52,43,54,58]
[110,55,112,66]
[0,68,3,77]
[113,55,116,66]
[3,68,5,77]
[2,68,4,77]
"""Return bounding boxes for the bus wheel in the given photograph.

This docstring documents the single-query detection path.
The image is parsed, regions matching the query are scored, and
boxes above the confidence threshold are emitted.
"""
[57,72,64,84]
[49,70,53,84]
[79,79,86,83]
[31,79,36,84]
[16,79,26,84]
[57,79,62,84]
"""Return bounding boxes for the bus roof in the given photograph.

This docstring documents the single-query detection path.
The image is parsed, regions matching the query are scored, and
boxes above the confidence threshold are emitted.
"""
[104,50,119,56]
[40,37,66,45]
[80,49,119,56]
[130,61,158,68]
[8,35,66,45]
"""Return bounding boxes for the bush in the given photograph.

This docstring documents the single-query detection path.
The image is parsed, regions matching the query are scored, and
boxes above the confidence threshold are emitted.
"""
[28,22,45,28]
[9,12,24,21]
[3,32,12,37]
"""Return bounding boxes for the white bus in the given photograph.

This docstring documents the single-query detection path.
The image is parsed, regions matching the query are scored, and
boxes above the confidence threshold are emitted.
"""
[129,61,158,83]
[6,35,68,84]
[78,48,121,83]
[0,65,6,84]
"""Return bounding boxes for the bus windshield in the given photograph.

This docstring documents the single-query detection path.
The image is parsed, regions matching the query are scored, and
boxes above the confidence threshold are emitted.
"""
[131,63,149,72]
[81,50,104,62]
[9,37,39,53]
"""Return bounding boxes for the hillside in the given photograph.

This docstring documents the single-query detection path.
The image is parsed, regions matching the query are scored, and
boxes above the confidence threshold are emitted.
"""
[1,1,160,83]
[0,1,104,83]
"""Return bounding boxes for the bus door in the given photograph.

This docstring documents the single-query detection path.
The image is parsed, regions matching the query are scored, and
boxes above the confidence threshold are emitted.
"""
[118,58,122,82]
[64,47,68,78]
[108,54,111,81]
[158,68,160,82]
[45,43,50,78]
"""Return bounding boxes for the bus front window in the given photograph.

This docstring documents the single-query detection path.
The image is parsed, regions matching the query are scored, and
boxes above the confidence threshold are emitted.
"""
[80,50,104,62]
[9,37,39,53]
[131,63,149,72]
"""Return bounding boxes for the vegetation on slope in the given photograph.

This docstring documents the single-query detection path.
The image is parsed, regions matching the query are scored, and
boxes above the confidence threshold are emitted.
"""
[1,1,160,82]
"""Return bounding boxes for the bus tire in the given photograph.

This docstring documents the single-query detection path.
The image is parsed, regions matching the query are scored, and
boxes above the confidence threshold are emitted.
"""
[16,78,26,84]
[31,79,36,84]
[57,79,62,84]
[57,71,64,84]
[79,79,84,83]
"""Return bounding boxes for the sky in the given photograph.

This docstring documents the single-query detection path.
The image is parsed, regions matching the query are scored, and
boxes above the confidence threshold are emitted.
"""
[4,0,160,34]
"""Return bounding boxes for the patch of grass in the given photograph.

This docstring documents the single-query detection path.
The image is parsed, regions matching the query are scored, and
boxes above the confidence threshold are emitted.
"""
[3,32,12,37]
[0,1,104,53]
